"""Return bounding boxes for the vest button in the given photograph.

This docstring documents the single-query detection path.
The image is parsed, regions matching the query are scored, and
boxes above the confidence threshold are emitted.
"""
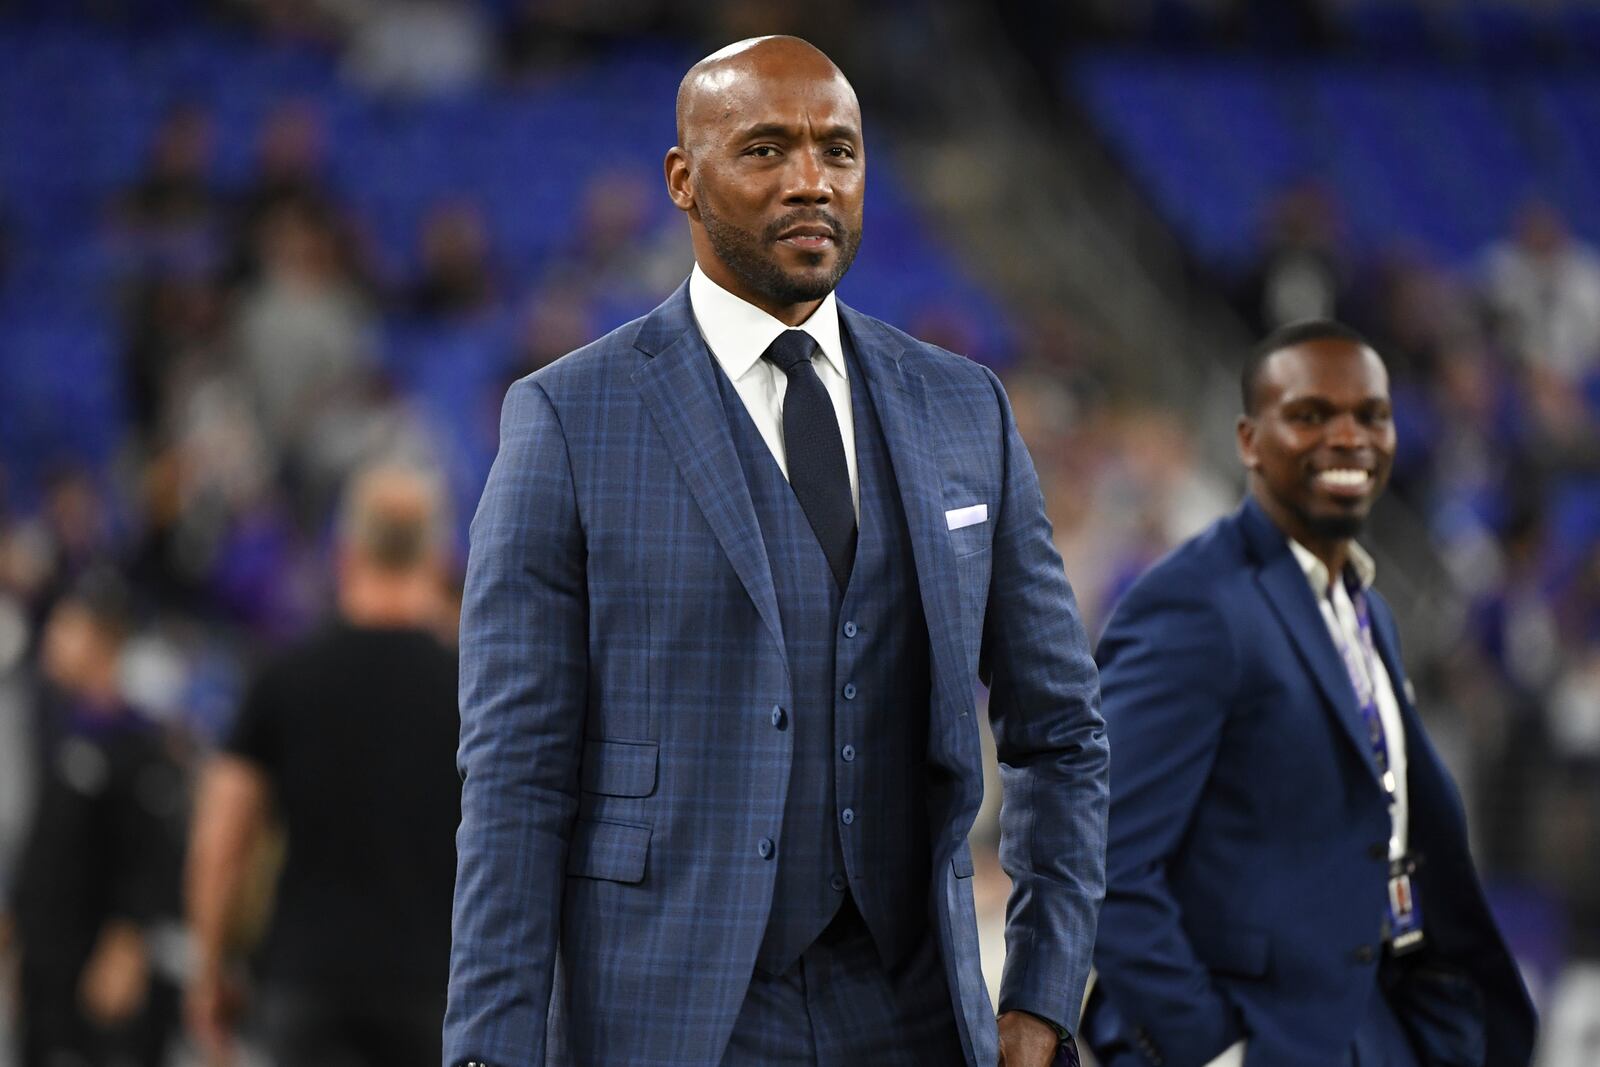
[840,808,855,825]
[757,837,774,859]
[842,683,857,700]
[770,705,787,730]
[843,621,858,638]
[1352,944,1376,964]
[1368,842,1388,860]
[830,873,847,892]
[841,744,856,762]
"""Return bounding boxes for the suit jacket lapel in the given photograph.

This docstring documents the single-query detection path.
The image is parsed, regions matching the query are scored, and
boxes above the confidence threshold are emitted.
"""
[1367,598,1430,773]
[842,306,968,722]
[1241,500,1386,792]
[633,284,785,662]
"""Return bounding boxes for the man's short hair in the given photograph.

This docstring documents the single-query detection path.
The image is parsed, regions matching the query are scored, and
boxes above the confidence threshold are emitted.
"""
[336,463,448,573]
[1241,319,1374,414]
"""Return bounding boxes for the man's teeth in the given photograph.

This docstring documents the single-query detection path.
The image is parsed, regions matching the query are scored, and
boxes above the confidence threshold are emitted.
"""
[1318,469,1369,487]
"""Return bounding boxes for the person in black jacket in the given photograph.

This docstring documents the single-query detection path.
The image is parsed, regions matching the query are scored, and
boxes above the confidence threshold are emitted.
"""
[8,572,188,1067]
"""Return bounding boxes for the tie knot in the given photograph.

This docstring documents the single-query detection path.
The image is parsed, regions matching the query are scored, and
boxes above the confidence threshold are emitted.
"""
[761,330,817,374]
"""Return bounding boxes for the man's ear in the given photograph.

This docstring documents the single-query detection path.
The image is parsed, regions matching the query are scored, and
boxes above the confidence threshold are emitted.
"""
[1236,414,1259,470]
[664,147,694,212]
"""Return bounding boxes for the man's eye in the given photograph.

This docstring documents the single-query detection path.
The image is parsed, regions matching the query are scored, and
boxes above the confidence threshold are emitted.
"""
[1289,410,1323,425]
[748,146,778,157]
[827,146,854,158]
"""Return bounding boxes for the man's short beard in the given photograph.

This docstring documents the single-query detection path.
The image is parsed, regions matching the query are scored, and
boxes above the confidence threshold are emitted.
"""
[698,194,860,307]
[1305,512,1367,542]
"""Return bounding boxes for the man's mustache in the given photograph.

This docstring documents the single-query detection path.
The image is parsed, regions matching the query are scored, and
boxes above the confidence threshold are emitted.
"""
[765,210,845,241]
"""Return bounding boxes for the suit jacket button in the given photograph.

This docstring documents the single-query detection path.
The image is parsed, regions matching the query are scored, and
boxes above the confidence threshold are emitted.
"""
[1368,842,1388,860]
[758,838,774,859]
[1352,944,1376,964]
[770,705,787,730]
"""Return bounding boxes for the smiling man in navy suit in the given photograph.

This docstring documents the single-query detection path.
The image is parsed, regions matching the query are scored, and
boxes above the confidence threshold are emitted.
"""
[1084,321,1536,1067]
[444,35,1108,1067]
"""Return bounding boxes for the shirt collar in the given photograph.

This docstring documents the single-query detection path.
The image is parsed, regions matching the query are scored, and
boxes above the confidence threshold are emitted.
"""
[1288,537,1377,597]
[688,263,845,382]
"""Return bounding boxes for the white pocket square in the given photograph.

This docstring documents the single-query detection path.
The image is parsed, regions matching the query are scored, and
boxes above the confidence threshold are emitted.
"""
[945,504,987,531]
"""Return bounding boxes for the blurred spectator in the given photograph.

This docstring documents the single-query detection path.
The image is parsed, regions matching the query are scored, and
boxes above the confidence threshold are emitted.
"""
[404,198,497,319]
[6,466,114,634]
[1355,246,1469,384]
[121,273,229,448]
[229,99,350,289]
[337,0,490,97]
[497,0,690,76]
[185,464,459,1067]
[1482,200,1600,383]
[505,279,596,378]
[112,103,224,278]
[547,168,688,304]
[1236,179,1350,334]
[231,198,379,492]
[5,573,188,1067]
[0,561,33,922]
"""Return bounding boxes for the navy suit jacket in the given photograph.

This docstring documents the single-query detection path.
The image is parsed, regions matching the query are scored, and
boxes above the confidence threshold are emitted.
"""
[1085,498,1535,1067]
[445,282,1109,1067]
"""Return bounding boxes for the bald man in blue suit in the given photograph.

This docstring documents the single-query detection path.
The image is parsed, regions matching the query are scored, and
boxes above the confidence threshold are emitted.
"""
[445,36,1107,1067]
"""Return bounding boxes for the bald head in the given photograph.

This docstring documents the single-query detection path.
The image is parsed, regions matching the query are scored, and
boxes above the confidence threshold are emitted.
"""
[675,36,856,151]
[665,35,865,324]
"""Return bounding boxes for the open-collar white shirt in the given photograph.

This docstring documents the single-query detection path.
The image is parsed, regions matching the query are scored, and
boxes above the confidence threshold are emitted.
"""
[687,263,859,517]
[1287,537,1409,863]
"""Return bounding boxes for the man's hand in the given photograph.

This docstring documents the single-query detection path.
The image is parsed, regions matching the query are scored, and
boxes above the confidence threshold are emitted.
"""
[185,959,244,1066]
[78,920,149,1026]
[998,1009,1060,1067]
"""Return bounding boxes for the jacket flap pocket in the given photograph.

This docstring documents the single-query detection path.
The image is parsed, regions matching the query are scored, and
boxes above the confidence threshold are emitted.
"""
[580,738,658,797]
[951,840,975,878]
[566,819,650,884]
[1191,926,1270,978]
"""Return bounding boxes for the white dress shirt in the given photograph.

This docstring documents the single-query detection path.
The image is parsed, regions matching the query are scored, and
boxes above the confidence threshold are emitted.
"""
[687,264,859,516]
[1205,540,1409,1067]
[1287,538,1409,863]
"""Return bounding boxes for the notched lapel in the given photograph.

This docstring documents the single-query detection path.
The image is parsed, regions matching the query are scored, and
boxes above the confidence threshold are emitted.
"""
[1255,554,1387,793]
[850,324,968,723]
[633,314,786,666]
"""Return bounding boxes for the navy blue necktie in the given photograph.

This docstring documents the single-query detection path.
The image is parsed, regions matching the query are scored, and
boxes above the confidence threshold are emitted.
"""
[762,330,856,591]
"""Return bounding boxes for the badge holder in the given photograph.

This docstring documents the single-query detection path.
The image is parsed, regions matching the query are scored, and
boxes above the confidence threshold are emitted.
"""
[1384,854,1425,956]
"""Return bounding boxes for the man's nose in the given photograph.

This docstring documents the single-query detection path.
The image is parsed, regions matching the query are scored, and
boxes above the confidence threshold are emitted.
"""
[1325,412,1365,448]
[782,148,832,204]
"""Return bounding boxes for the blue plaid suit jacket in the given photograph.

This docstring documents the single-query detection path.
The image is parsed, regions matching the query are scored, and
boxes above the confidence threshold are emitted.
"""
[445,282,1108,1067]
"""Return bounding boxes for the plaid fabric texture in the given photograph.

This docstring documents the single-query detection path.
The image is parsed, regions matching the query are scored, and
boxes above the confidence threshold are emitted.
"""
[445,283,1108,1067]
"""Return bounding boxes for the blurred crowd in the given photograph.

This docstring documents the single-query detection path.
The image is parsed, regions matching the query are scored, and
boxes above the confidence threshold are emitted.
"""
[1,1,1598,1065]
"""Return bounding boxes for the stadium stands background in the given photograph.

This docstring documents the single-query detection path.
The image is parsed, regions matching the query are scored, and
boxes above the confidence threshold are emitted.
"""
[1,1,1596,1063]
